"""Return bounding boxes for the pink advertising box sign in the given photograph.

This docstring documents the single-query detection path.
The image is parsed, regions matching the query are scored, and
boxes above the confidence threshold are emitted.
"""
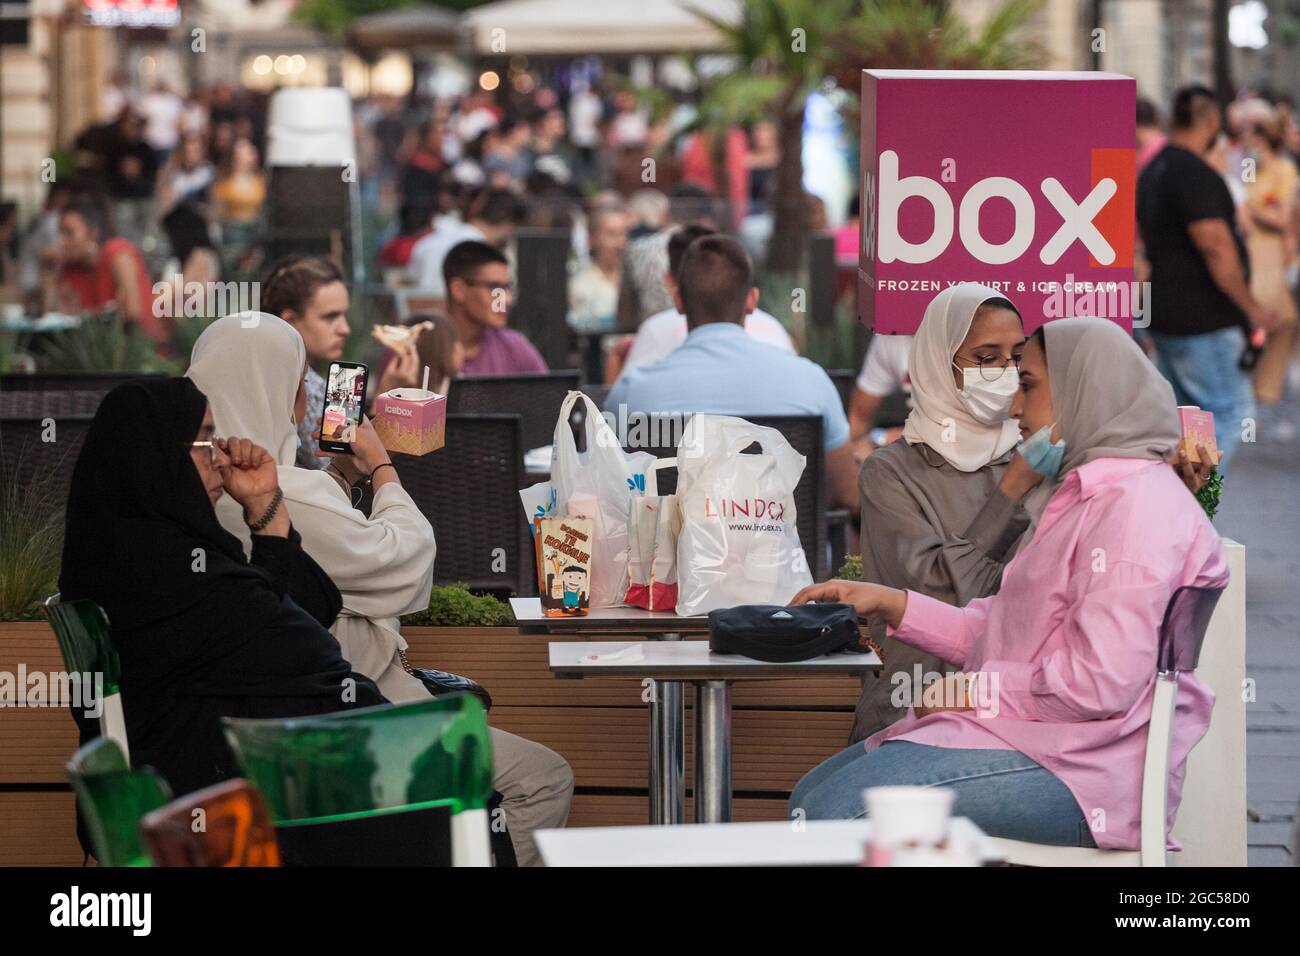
[859,70,1137,335]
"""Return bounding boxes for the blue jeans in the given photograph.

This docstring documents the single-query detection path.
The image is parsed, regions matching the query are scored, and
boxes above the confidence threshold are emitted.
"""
[789,741,1097,847]
[1150,327,1255,470]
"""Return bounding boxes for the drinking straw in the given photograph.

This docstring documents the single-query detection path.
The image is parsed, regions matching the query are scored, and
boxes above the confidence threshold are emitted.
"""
[422,365,430,394]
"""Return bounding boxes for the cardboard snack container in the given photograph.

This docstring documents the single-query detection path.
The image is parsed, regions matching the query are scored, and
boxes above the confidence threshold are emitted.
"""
[373,387,446,456]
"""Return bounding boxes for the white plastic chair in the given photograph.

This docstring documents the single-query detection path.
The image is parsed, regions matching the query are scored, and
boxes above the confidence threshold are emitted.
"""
[988,584,1225,867]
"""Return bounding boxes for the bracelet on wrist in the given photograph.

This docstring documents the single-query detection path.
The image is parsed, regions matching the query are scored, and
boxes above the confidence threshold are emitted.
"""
[247,487,284,533]
[370,462,397,482]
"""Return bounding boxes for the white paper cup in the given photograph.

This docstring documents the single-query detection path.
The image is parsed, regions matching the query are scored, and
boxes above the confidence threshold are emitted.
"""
[864,785,954,847]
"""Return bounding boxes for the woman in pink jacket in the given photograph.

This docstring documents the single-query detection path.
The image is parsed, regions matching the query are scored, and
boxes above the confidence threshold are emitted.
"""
[788,318,1228,850]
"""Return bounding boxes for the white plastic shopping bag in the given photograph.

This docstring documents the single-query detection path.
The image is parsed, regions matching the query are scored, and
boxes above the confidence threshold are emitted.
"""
[549,391,658,606]
[675,414,812,616]
[519,481,557,536]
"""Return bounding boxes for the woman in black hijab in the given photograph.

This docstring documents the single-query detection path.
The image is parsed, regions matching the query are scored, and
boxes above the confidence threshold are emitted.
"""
[60,377,385,795]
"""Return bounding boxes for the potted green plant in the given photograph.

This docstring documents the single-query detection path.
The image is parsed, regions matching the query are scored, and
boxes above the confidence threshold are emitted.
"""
[0,475,62,623]
[399,585,533,711]
[38,315,178,374]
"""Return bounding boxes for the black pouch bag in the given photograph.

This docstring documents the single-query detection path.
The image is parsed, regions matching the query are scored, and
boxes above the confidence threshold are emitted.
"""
[707,603,874,662]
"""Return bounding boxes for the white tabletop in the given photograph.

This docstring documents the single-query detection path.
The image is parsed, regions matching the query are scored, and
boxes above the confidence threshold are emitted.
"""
[536,818,1002,867]
[549,640,881,679]
[511,597,711,633]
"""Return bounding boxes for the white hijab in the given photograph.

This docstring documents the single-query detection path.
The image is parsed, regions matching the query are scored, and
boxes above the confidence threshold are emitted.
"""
[901,283,1023,472]
[188,312,304,467]
[187,311,438,704]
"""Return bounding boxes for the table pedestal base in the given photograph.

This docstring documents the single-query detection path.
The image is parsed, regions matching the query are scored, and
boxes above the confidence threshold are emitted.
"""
[694,680,733,824]
[648,679,684,824]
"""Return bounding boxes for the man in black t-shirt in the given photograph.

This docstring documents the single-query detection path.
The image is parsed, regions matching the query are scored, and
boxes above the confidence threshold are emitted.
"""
[1137,85,1278,466]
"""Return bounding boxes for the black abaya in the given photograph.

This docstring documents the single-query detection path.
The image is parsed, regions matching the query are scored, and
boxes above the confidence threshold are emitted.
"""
[59,378,386,796]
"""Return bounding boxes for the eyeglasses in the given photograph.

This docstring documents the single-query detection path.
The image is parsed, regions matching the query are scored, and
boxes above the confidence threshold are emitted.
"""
[188,438,224,465]
[956,353,1022,382]
[461,279,515,295]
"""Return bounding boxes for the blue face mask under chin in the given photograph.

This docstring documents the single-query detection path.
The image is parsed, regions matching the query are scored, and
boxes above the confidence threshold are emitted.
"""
[1019,422,1065,478]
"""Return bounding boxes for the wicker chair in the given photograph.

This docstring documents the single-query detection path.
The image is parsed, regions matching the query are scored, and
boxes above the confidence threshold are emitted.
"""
[826,369,858,414]
[391,413,532,595]
[0,410,94,520]
[622,413,829,580]
[0,390,105,418]
[1,371,165,394]
[446,371,580,453]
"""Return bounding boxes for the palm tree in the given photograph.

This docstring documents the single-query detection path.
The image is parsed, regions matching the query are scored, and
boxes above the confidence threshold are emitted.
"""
[689,0,862,273]
[691,0,1045,274]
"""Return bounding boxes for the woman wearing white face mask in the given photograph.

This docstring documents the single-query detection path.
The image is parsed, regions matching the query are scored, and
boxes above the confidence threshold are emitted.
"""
[851,283,1048,743]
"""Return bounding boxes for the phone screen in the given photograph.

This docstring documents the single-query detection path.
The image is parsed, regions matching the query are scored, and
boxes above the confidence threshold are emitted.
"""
[318,362,368,453]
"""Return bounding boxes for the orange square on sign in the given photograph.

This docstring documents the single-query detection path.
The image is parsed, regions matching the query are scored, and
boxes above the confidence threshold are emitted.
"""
[1090,147,1135,269]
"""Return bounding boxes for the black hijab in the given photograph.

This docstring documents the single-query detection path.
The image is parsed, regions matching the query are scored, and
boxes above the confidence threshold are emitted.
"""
[59,378,383,794]
[60,377,255,629]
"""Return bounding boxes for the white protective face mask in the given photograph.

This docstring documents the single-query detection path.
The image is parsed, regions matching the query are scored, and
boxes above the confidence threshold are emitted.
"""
[953,364,1019,425]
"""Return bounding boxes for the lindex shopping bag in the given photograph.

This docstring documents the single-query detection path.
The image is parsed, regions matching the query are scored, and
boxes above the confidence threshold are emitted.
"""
[675,415,812,616]
[550,391,658,607]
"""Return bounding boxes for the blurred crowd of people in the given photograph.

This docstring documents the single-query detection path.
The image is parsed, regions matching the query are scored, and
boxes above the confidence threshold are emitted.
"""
[0,76,268,340]
[1136,85,1300,450]
[0,74,827,378]
[2,72,1297,459]
[355,81,823,378]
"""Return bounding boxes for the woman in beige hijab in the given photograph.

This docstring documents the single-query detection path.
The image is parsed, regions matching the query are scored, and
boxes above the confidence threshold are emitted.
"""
[188,314,573,866]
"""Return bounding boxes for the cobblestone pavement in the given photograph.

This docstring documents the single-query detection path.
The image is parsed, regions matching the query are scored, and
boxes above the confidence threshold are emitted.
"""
[1214,377,1300,866]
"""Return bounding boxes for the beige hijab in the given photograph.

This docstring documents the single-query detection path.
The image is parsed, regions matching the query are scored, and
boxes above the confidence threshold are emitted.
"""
[901,283,1022,472]
[1017,317,1180,544]
[187,312,304,467]
[1043,317,1180,474]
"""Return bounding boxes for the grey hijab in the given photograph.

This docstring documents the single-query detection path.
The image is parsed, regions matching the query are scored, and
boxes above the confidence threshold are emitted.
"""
[1044,317,1180,473]
[1017,318,1179,544]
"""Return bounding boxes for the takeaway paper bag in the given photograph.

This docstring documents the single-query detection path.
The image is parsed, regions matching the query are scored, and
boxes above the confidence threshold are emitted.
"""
[625,495,680,610]
[648,495,681,610]
[535,516,593,616]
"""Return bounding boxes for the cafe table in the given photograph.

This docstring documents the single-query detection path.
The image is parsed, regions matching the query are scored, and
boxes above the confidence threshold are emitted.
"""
[535,817,1001,866]
[510,598,711,826]
[516,602,881,826]
[549,640,882,825]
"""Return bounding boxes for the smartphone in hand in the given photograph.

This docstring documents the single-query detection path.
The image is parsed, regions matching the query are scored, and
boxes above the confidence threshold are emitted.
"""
[318,361,369,454]
[1177,405,1217,465]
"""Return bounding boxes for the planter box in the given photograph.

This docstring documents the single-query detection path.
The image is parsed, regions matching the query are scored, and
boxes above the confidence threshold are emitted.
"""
[0,621,864,860]
[0,620,84,865]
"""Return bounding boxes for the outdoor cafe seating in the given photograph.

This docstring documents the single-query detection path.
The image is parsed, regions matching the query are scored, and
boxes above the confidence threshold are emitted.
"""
[0,365,1250,868]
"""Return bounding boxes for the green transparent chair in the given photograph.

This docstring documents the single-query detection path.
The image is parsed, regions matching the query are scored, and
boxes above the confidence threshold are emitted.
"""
[65,737,172,867]
[223,694,494,867]
[44,593,130,761]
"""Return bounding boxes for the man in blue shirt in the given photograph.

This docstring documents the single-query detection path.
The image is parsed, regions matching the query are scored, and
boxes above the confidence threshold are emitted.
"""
[606,234,858,514]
